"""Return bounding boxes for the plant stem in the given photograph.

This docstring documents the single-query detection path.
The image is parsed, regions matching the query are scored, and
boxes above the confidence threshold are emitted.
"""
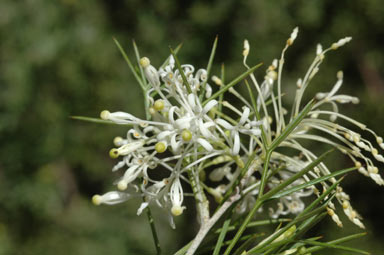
[223,199,263,255]
[187,168,210,225]
[186,193,241,255]
[143,198,161,255]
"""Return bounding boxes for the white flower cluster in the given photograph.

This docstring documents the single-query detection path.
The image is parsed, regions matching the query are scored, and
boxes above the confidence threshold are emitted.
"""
[92,28,383,229]
[93,51,263,226]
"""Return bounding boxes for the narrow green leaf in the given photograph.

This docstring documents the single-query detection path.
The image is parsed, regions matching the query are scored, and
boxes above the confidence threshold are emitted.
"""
[113,38,146,90]
[269,99,315,151]
[214,218,291,234]
[221,233,264,248]
[173,242,191,255]
[274,213,327,254]
[295,212,327,238]
[305,232,368,254]
[70,116,127,125]
[160,43,183,69]
[262,149,334,200]
[203,63,263,106]
[233,234,260,255]
[132,40,147,88]
[245,79,268,146]
[223,199,263,255]
[272,237,322,255]
[170,47,192,94]
[248,213,319,254]
[249,180,342,253]
[270,166,356,200]
[293,203,330,223]
[220,149,259,206]
[132,40,152,120]
[249,235,297,255]
[301,177,342,215]
[257,150,272,198]
[218,63,225,112]
[200,36,218,101]
[213,219,231,255]
[301,239,370,254]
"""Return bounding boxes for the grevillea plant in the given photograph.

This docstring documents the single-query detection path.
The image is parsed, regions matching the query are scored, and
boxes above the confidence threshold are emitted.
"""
[75,28,384,254]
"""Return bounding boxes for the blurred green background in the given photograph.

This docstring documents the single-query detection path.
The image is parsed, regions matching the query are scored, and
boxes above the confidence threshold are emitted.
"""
[1,0,384,254]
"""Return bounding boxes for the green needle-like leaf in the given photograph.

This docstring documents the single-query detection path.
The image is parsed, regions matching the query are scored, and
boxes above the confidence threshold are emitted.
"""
[161,43,183,69]
[173,242,191,255]
[218,63,225,112]
[220,149,259,206]
[305,232,368,254]
[170,47,192,94]
[301,177,342,215]
[203,63,263,106]
[113,38,146,90]
[262,149,334,200]
[200,36,218,101]
[269,99,315,151]
[70,116,128,125]
[245,79,268,146]
[249,180,342,253]
[270,166,356,199]
[132,40,152,119]
[301,239,370,254]
[233,234,260,255]
[295,212,327,239]
[214,219,291,234]
[213,218,231,255]
[132,40,148,88]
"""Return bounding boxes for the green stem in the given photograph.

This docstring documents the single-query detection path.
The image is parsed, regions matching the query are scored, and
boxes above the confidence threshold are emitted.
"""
[143,198,161,255]
[258,150,272,198]
[223,200,263,255]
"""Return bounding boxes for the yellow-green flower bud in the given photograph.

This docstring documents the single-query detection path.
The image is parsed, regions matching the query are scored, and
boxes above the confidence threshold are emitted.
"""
[155,142,167,153]
[109,148,119,158]
[92,195,102,206]
[100,110,110,120]
[154,99,164,111]
[117,180,128,191]
[181,129,192,141]
[171,205,184,216]
[149,107,156,115]
[139,57,150,68]
[113,136,123,146]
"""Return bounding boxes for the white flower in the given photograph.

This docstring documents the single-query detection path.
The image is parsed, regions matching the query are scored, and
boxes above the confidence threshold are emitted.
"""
[327,207,343,227]
[216,106,261,155]
[140,57,160,87]
[331,37,352,50]
[92,191,131,205]
[170,177,185,216]
[287,27,298,45]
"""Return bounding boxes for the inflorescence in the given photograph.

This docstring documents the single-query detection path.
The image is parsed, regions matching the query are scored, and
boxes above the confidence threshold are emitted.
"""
[92,28,383,229]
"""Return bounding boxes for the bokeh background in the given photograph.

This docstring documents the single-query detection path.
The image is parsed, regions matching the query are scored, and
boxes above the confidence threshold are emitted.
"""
[1,0,384,254]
